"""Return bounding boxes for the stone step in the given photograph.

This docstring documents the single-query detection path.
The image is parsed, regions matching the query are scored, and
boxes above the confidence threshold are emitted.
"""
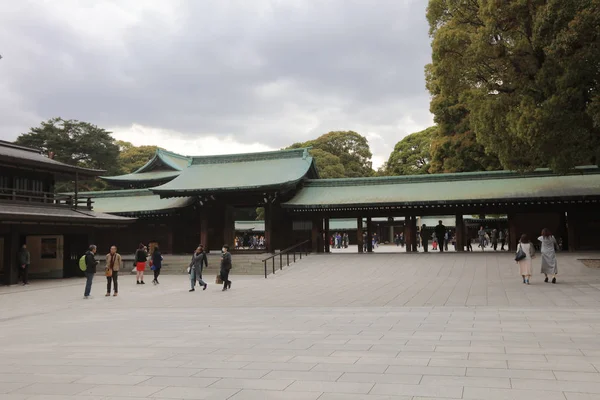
[98,253,272,276]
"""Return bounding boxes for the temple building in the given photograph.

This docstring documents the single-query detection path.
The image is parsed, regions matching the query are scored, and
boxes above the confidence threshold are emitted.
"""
[0,141,132,285]
[86,147,600,255]
[3,142,600,285]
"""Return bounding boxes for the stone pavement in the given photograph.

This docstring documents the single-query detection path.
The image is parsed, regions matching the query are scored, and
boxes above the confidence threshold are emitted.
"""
[1,252,600,399]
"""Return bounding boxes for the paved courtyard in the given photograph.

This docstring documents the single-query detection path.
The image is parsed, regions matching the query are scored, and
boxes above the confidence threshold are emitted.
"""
[1,252,600,400]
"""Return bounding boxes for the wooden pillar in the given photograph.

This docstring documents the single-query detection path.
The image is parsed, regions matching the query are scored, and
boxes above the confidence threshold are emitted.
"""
[404,216,411,252]
[366,217,373,253]
[508,213,517,251]
[6,226,19,285]
[357,217,363,253]
[265,204,274,253]
[324,218,330,253]
[311,217,321,253]
[410,216,418,252]
[567,211,578,252]
[200,209,209,252]
[455,214,464,252]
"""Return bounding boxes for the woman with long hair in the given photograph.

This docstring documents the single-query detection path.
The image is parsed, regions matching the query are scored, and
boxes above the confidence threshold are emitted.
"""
[539,228,559,284]
[516,234,535,285]
[135,243,147,285]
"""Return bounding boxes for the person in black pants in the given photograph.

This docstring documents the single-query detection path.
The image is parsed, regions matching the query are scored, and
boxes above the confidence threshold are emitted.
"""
[152,246,163,285]
[84,245,98,299]
[420,224,428,252]
[220,244,232,291]
[435,220,447,253]
[18,244,30,285]
[105,245,122,296]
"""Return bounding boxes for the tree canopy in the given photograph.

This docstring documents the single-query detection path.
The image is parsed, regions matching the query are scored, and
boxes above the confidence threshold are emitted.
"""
[382,126,435,176]
[15,118,121,174]
[426,0,600,172]
[117,141,158,174]
[289,131,374,178]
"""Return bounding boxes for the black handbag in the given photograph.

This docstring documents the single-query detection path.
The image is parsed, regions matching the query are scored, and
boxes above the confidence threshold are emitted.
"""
[515,244,527,262]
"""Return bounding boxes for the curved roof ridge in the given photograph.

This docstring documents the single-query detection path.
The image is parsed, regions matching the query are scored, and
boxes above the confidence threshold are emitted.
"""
[190,147,312,165]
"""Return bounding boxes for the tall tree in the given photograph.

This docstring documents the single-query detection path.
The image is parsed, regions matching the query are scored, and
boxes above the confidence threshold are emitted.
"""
[16,118,120,173]
[15,118,121,191]
[427,0,600,172]
[117,141,158,174]
[383,126,435,176]
[289,131,374,178]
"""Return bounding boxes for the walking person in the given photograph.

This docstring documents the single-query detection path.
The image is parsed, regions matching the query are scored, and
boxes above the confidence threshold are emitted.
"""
[220,244,232,291]
[516,234,535,284]
[189,245,208,292]
[491,229,498,251]
[478,226,486,251]
[435,220,446,252]
[499,229,506,250]
[151,245,163,284]
[83,245,98,299]
[134,243,147,285]
[420,224,428,252]
[105,245,121,297]
[18,244,30,286]
[539,228,559,284]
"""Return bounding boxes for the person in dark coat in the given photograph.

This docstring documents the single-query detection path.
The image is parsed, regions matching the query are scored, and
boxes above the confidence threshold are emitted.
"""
[84,245,98,299]
[18,244,31,285]
[189,245,208,292]
[151,246,163,285]
[420,224,428,252]
[220,244,232,291]
[434,221,447,253]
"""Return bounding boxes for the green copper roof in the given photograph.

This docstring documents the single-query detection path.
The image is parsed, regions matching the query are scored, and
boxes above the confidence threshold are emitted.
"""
[81,189,194,215]
[283,166,600,209]
[101,170,181,182]
[135,149,191,173]
[153,148,318,196]
[101,149,191,184]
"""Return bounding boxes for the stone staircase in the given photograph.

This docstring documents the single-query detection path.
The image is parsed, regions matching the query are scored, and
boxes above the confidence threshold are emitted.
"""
[97,253,271,276]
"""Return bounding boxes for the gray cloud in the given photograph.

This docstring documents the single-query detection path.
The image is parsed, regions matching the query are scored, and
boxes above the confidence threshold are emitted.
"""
[0,0,433,164]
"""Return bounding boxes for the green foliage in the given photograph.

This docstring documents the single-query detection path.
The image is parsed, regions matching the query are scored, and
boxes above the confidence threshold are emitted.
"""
[16,118,120,172]
[15,118,121,191]
[289,131,374,178]
[426,0,600,172]
[117,141,158,174]
[383,127,435,176]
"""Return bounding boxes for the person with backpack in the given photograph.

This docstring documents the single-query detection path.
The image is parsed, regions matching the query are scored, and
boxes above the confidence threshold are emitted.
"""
[82,245,98,299]
[105,245,122,296]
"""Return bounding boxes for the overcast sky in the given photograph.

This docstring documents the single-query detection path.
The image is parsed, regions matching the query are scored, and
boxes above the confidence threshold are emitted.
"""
[0,0,433,169]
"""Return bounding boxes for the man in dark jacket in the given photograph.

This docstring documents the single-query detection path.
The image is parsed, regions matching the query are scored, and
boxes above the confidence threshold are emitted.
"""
[220,244,232,291]
[84,245,98,299]
[435,221,447,253]
[18,244,31,285]
[420,224,428,253]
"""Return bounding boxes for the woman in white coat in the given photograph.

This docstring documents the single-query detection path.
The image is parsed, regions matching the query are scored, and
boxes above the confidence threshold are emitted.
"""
[516,234,535,285]
[539,228,559,284]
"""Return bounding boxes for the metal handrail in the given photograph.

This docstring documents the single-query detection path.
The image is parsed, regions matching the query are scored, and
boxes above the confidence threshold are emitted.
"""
[262,240,310,278]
